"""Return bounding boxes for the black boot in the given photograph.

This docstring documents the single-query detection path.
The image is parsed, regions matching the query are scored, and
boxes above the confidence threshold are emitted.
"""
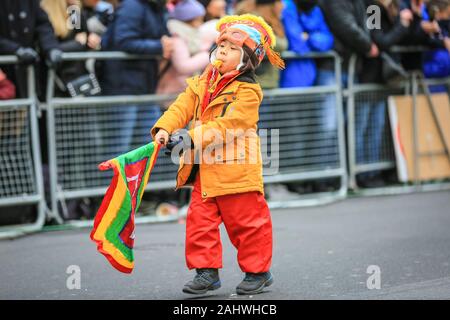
[236,271,273,295]
[182,268,221,294]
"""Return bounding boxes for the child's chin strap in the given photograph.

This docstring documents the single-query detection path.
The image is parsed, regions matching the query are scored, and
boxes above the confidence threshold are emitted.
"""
[210,47,245,71]
[210,47,218,65]
[235,47,245,71]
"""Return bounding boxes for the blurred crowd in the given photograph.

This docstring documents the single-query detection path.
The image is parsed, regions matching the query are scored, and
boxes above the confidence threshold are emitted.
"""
[1,0,449,97]
[1,0,450,219]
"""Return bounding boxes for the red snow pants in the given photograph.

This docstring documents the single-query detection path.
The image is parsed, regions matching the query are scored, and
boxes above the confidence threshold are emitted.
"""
[185,172,273,273]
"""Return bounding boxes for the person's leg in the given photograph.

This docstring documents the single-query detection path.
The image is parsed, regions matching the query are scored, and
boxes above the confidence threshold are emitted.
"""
[183,173,223,294]
[355,101,371,164]
[217,191,272,273]
[315,69,338,136]
[361,99,386,185]
[185,173,223,270]
[354,101,373,185]
[217,191,273,294]
[314,69,339,187]
[367,100,387,164]
[116,105,137,153]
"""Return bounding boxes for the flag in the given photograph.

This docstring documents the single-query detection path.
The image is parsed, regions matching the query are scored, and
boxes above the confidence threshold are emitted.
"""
[90,142,161,273]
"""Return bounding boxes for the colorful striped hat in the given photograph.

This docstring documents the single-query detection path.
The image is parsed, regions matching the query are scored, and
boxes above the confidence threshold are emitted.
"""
[215,14,285,70]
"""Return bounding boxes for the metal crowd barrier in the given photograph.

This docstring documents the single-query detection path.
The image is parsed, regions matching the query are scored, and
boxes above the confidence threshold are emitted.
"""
[261,51,347,208]
[0,57,46,239]
[4,46,449,231]
[44,50,347,224]
[346,46,450,194]
[45,52,178,224]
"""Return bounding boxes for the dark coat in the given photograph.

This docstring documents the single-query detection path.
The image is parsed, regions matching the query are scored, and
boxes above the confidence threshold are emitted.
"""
[399,2,446,71]
[319,0,372,69]
[0,0,59,97]
[55,10,90,91]
[361,1,410,83]
[99,0,169,95]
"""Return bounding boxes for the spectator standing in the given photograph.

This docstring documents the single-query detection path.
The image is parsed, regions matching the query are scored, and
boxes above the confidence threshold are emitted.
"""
[280,0,336,192]
[100,0,173,95]
[353,0,414,188]
[320,0,387,188]
[41,0,101,94]
[281,0,334,88]
[157,0,214,96]
[0,0,62,223]
[399,0,445,69]
[320,0,379,77]
[100,0,174,153]
[250,0,301,199]
[364,0,413,84]
[81,0,114,93]
[41,0,105,218]
[0,0,63,98]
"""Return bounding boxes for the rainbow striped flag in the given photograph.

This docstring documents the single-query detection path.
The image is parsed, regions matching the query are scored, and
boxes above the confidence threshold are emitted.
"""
[90,142,161,273]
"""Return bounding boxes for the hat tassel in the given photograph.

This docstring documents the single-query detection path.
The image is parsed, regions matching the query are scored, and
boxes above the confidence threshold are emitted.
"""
[261,38,285,70]
[267,47,285,70]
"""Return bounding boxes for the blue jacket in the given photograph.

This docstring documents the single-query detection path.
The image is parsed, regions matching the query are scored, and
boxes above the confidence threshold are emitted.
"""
[421,8,450,79]
[280,1,334,88]
[100,0,169,95]
[423,49,450,79]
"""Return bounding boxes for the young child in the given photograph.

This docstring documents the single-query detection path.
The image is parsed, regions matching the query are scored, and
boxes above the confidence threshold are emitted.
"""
[151,14,285,295]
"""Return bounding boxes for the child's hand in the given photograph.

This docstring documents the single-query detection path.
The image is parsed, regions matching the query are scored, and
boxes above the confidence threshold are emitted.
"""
[154,128,169,146]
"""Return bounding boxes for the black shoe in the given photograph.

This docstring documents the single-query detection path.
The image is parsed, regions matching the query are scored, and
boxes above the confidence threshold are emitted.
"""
[236,271,273,295]
[182,268,221,294]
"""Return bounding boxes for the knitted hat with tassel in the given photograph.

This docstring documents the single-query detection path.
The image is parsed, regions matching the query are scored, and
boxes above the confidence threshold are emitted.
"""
[210,14,285,70]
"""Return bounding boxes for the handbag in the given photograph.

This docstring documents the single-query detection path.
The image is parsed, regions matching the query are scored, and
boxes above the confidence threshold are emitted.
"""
[66,73,101,97]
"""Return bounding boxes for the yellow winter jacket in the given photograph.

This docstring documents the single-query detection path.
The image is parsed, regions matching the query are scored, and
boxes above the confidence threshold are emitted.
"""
[151,70,264,199]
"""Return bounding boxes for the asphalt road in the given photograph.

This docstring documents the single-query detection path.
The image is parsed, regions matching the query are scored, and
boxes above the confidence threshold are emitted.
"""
[1,190,450,300]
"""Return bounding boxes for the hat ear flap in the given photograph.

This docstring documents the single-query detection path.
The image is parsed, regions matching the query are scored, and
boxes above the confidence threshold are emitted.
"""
[262,38,285,70]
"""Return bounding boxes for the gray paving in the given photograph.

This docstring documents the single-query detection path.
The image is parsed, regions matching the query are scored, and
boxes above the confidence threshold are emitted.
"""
[1,190,450,300]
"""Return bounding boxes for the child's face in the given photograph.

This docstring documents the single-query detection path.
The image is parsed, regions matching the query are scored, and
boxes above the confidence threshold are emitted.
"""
[215,39,242,74]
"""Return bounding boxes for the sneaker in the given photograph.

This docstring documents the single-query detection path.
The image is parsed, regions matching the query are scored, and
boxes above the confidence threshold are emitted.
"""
[236,271,273,295]
[182,268,221,294]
